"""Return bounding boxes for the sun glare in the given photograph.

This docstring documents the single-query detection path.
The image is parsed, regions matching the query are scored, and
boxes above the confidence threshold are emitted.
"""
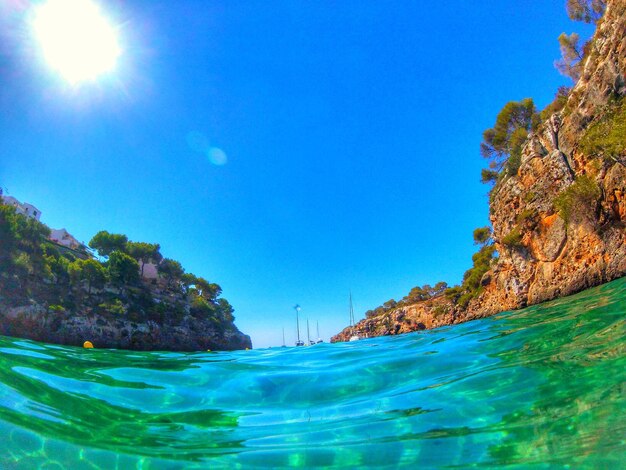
[31,0,121,84]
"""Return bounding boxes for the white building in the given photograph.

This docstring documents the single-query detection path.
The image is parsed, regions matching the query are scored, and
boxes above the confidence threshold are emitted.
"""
[1,195,42,221]
[49,228,82,250]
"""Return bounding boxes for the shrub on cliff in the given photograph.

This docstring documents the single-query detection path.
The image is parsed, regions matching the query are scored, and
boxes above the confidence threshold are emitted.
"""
[98,299,125,316]
[502,227,524,248]
[580,97,626,162]
[463,245,497,293]
[554,175,601,224]
[445,228,497,310]
[431,305,449,318]
[444,285,463,303]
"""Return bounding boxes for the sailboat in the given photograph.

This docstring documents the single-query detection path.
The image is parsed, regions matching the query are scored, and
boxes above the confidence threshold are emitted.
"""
[307,319,315,346]
[349,292,360,342]
[294,304,304,346]
[282,327,286,348]
[315,321,323,344]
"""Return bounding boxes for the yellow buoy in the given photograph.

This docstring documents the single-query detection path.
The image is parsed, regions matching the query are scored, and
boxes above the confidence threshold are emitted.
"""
[83,341,94,349]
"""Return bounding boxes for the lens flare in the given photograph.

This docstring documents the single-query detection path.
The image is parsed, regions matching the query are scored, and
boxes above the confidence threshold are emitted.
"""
[31,0,121,83]
[208,147,228,166]
[186,131,228,166]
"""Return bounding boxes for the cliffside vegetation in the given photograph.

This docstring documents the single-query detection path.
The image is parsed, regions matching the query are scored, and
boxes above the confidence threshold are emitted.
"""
[480,98,541,185]
[363,226,497,318]
[441,0,612,314]
[0,204,235,332]
[580,96,626,162]
[364,281,449,319]
[554,175,602,224]
[334,0,625,342]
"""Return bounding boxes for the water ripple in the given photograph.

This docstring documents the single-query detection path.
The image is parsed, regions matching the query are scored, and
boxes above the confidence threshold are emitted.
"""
[1,277,625,468]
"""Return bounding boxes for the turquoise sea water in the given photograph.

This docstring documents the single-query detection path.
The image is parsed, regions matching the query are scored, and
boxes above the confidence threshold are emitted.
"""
[1,278,625,469]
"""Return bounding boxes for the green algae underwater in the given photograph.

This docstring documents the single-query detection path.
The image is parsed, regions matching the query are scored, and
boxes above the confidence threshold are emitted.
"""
[1,278,625,469]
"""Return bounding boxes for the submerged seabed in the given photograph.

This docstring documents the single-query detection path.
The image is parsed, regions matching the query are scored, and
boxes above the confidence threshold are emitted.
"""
[1,278,625,469]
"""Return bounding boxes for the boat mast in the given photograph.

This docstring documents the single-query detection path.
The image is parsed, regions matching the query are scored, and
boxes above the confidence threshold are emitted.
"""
[348,292,360,341]
[294,304,302,345]
[349,291,355,329]
[307,318,310,345]
[282,327,285,347]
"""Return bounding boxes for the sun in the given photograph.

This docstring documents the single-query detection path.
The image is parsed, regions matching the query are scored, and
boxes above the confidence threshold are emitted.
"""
[31,0,121,84]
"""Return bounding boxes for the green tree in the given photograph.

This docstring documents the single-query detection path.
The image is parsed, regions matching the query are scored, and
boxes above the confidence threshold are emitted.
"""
[158,258,184,289]
[407,286,430,302]
[0,204,18,272]
[15,214,51,253]
[473,226,492,246]
[108,250,139,288]
[216,298,235,323]
[480,99,540,180]
[566,0,606,23]
[190,296,216,319]
[14,215,51,279]
[480,169,500,184]
[555,32,584,82]
[181,272,198,294]
[194,277,222,301]
[68,258,107,294]
[89,231,128,258]
[457,244,497,308]
[127,241,162,277]
[444,285,463,303]
[433,281,448,295]
[45,254,71,286]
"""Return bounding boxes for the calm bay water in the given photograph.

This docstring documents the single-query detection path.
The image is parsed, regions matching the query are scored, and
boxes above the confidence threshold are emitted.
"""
[1,278,625,469]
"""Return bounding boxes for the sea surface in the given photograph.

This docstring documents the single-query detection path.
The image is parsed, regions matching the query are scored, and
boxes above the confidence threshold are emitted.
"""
[1,278,625,469]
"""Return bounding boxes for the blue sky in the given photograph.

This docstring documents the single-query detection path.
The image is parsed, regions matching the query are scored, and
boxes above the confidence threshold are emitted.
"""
[0,1,594,348]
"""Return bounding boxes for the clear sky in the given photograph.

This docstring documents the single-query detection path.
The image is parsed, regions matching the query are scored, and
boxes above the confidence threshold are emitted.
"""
[0,1,594,348]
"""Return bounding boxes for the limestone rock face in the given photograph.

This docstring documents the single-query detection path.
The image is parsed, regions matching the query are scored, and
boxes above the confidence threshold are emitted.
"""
[462,0,626,320]
[0,305,252,351]
[331,297,455,343]
[332,0,626,343]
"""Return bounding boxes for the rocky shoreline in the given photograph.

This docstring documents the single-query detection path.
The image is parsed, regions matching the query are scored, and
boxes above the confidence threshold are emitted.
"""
[1,303,251,351]
[333,0,626,343]
[0,212,252,352]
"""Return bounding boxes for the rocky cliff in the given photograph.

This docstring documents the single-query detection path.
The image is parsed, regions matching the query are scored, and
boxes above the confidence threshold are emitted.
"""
[0,303,251,351]
[0,209,252,352]
[333,0,625,343]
